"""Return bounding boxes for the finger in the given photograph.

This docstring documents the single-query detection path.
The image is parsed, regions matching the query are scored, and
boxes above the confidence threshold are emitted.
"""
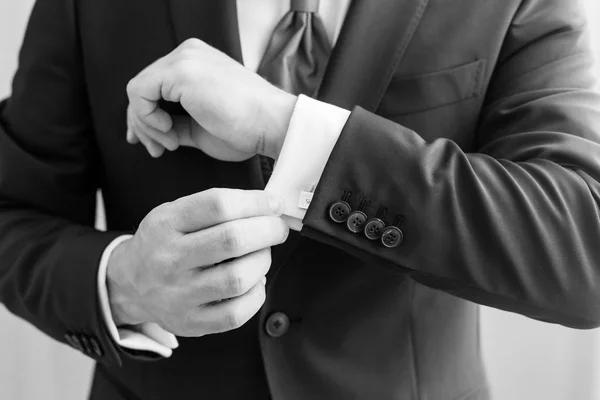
[169,188,285,233]
[178,216,289,267]
[171,115,195,147]
[192,280,266,336]
[128,106,165,156]
[126,107,140,144]
[136,115,180,151]
[126,128,140,144]
[134,127,166,158]
[142,106,174,134]
[137,323,179,348]
[127,66,174,133]
[190,248,271,304]
[129,110,167,157]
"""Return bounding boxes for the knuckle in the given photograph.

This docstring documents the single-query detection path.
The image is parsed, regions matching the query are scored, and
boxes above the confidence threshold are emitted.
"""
[181,37,202,49]
[155,248,180,269]
[253,192,267,214]
[170,199,194,229]
[125,79,136,97]
[176,308,208,337]
[182,312,198,335]
[208,191,230,219]
[224,270,247,297]
[151,206,175,230]
[173,60,198,80]
[225,309,243,331]
[221,224,243,253]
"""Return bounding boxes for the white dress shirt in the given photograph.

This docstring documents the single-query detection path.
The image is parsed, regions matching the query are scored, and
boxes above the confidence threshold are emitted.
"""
[98,0,353,357]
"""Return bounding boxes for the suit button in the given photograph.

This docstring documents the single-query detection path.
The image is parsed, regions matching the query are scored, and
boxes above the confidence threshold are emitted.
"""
[364,218,385,240]
[70,335,84,352]
[64,333,76,348]
[80,335,93,355]
[329,201,351,223]
[381,226,404,248]
[89,337,104,358]
[265,312,290,338]
[346,211,367,233]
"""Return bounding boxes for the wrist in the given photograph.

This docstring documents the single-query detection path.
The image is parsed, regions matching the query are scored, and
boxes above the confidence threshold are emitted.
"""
[106,238,146,326]
[261,89,297,160]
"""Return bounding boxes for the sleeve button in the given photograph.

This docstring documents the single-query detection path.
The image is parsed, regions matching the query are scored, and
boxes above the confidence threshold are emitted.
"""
[381,226,404,248]
[329,201,351,223]
[64,333,76,348]
[346,211,367,233]
[364,218,386,240]
[70,335,84,352]
[91,337,103,358]
[80,335,93,355]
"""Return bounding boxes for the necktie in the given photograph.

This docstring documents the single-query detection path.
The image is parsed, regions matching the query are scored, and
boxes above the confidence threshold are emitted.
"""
[257,0,332,181]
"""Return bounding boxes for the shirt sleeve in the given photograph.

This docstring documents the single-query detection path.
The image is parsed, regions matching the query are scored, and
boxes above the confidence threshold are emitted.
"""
[265,95,351,231]
[97,235,179,358]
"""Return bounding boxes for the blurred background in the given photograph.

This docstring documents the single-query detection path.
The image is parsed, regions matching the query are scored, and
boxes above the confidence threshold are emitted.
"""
[1,1,600,399]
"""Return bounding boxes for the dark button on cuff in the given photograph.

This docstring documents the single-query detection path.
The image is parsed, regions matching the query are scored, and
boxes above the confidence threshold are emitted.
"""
[70,335,84,352]
[80,335,93,355]
[265,312,290,338]
[364,218,385,240]
[329,201,351,223]
[381,226,404,248]
[346,211,367,233]
[89,337,104,358]
[64,333,76,348]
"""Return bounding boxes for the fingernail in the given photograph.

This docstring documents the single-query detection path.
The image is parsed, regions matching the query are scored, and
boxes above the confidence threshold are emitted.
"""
[269,196,283,215]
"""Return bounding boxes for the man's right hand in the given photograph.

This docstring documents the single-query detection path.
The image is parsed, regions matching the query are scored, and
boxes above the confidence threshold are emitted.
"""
[106,188,289,337]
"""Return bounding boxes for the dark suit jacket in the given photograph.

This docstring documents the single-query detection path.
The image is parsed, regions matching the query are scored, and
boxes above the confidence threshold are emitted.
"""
[2,0,600,399]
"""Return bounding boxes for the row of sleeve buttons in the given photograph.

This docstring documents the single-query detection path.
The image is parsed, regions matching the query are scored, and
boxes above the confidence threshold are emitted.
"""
[328,191,404,248]
[64,332,104,358]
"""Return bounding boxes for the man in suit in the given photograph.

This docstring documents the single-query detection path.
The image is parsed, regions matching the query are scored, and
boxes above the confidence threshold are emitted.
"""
[2,0,600,399]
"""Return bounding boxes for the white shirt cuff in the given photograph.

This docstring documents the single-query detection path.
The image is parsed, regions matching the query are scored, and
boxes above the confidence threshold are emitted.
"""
[266,95,351,230]
[97,235,179,358]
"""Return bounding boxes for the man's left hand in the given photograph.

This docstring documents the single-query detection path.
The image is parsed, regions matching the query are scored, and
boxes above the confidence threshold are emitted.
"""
[125,38,297,161]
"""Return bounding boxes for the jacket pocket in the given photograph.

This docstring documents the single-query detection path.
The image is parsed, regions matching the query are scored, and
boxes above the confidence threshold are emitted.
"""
[378,59,486,117]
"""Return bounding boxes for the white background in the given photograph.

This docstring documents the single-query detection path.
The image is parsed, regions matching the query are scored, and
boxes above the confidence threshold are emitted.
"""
[1,1,600,399]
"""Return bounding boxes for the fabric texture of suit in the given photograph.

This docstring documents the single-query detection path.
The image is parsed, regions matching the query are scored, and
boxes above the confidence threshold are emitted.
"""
[1,0,600,399]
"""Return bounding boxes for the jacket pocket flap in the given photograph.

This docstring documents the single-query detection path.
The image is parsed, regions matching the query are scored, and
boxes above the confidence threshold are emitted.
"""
[378,59,486,116]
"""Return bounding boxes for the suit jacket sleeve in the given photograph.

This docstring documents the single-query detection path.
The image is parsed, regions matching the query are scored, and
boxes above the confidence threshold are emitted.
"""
[302,0,600,329]
[0,0,137,365]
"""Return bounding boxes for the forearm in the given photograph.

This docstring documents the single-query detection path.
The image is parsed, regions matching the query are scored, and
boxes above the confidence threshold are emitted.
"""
[0,202,127,363]
[302,106,600,329]
[266,95,600,328]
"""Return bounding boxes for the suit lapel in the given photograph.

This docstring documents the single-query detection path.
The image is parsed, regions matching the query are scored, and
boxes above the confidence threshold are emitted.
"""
[283,0,430,261]
[318,0,430,112]
[165,0,430,268]
[167,0,243,63]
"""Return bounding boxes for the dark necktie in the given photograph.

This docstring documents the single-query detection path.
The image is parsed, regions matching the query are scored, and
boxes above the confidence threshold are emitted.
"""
[257,0,332,181]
